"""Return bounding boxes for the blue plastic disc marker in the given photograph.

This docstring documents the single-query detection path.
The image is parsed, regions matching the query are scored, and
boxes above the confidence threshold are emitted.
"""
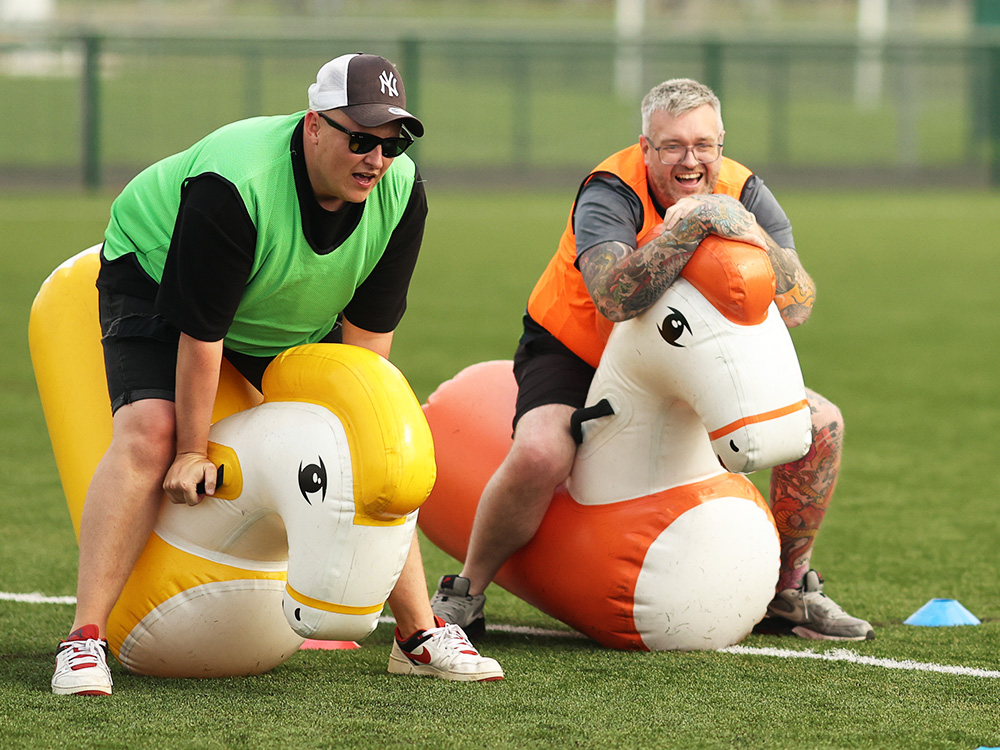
[903,598,981,627]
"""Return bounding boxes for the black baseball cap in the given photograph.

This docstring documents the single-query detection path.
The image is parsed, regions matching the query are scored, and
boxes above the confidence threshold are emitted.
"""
[307,53,424,137]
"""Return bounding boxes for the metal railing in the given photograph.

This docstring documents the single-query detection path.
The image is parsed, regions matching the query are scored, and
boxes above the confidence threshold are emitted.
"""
[3,26,1000,189]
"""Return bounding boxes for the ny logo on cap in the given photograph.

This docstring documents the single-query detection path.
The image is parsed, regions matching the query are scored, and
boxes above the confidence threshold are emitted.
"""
[379,70,399,97]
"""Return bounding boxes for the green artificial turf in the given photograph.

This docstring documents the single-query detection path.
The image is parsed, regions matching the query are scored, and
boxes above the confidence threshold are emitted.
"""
[1,187,999,749]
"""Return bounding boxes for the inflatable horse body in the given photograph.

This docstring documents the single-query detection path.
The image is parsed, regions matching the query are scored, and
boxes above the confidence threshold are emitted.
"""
[419,236,813,651]
[31,247,435,677]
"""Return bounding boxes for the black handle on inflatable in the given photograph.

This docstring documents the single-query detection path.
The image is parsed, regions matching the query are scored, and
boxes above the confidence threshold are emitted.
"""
[195,464,225,496]
[569,399,615,445]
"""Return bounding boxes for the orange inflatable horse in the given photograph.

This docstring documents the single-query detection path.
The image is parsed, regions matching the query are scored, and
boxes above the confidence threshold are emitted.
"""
[419,236,813,651]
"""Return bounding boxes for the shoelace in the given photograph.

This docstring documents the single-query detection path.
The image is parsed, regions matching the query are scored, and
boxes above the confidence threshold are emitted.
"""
[59,639,106,670]
[802,590,852,619]
[426,623,478,655]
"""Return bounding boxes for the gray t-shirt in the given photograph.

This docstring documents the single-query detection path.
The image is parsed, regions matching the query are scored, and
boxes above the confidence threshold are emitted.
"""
[573,172,794,263]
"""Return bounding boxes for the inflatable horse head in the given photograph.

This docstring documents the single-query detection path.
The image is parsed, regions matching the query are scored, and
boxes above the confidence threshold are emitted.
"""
[419,235,812,651]
[30,247,435,677]
[570,234,812,502]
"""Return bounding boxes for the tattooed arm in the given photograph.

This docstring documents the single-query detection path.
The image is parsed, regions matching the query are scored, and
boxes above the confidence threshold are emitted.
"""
[737,175,814,328]
[758,229,815,328]
[578,194,763,322]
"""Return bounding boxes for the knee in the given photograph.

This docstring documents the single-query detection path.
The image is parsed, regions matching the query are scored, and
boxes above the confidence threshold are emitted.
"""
[806,391,844,454]
[110,403,176,469]
[808,393,843,434]
[506,433,576,488]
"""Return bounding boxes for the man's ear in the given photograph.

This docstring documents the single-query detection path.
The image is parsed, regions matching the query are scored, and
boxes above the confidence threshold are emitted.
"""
[304,110,322,141]
[638,134,652,165]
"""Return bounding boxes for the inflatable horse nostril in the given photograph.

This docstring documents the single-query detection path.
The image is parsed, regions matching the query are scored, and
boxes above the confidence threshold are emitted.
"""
[294,608,302,621]
[729,440,740,452]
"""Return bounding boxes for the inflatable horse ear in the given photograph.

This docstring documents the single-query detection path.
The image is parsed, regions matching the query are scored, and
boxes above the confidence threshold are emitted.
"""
[420,235,812,651]
[30,246,435,677]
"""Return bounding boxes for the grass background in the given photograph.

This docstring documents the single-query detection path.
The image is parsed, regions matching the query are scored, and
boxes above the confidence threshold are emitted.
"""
[1,185,999,748]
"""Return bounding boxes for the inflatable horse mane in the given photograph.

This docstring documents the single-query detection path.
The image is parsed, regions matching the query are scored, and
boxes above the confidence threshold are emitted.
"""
[30,247,435,677]
[419,235,813,651]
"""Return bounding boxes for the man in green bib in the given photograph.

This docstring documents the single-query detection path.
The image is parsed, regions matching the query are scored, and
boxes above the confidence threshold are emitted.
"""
[52,53,503,696]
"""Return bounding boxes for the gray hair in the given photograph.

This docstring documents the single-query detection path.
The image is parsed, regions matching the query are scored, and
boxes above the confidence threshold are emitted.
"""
[640,78,723,136]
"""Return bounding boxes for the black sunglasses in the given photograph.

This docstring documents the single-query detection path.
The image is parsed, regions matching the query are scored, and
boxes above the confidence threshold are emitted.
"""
[316,112,413,158]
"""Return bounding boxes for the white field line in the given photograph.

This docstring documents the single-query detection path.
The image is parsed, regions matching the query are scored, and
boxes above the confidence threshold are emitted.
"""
[8,592,996,679]
[381,616,1000,679]
[721,644,1000,679]
[0,591,77,605]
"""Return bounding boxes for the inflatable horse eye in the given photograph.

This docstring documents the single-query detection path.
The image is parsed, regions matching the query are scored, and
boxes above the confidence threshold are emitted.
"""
[30,247,436,677]
[298,458,327,504]
[657,307,691,347]
[420,235,813,651]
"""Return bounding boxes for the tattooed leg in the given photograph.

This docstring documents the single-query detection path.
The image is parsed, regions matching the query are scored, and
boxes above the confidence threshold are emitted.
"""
[769,388,843,591]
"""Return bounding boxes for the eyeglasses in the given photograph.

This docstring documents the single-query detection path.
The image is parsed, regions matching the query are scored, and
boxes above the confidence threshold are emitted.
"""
[316,112,414,158]
[649,142,723,165]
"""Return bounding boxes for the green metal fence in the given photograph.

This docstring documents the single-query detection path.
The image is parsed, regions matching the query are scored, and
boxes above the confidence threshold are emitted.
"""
[3,27,1000,189]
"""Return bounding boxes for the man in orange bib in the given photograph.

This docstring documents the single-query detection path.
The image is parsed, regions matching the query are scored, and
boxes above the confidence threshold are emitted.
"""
[432,78,873,642]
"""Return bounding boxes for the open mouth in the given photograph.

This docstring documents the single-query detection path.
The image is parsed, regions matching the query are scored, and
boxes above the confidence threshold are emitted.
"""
[674,171,703,188]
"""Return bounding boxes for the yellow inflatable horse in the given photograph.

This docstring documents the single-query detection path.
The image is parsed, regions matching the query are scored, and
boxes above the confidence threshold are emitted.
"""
[30,246,435,677]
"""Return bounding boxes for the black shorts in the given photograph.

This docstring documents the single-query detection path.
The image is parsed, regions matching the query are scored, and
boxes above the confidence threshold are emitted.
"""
[99,285,180,414]
[97,257,341,414]
[511,314,596,431]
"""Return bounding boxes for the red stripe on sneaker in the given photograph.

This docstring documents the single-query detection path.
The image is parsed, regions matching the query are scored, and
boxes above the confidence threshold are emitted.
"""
[405,648,432,665]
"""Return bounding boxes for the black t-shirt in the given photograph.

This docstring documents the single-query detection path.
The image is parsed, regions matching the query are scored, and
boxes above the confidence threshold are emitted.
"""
[101,119,426,344]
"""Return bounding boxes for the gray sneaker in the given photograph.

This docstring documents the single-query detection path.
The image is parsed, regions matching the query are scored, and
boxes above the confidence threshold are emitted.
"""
[430,575,486,638]
[766,570,875,641]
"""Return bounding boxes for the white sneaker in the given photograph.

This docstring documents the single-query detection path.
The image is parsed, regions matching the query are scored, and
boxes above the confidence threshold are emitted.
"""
[52,624,113,696]
[388,617,503,682]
